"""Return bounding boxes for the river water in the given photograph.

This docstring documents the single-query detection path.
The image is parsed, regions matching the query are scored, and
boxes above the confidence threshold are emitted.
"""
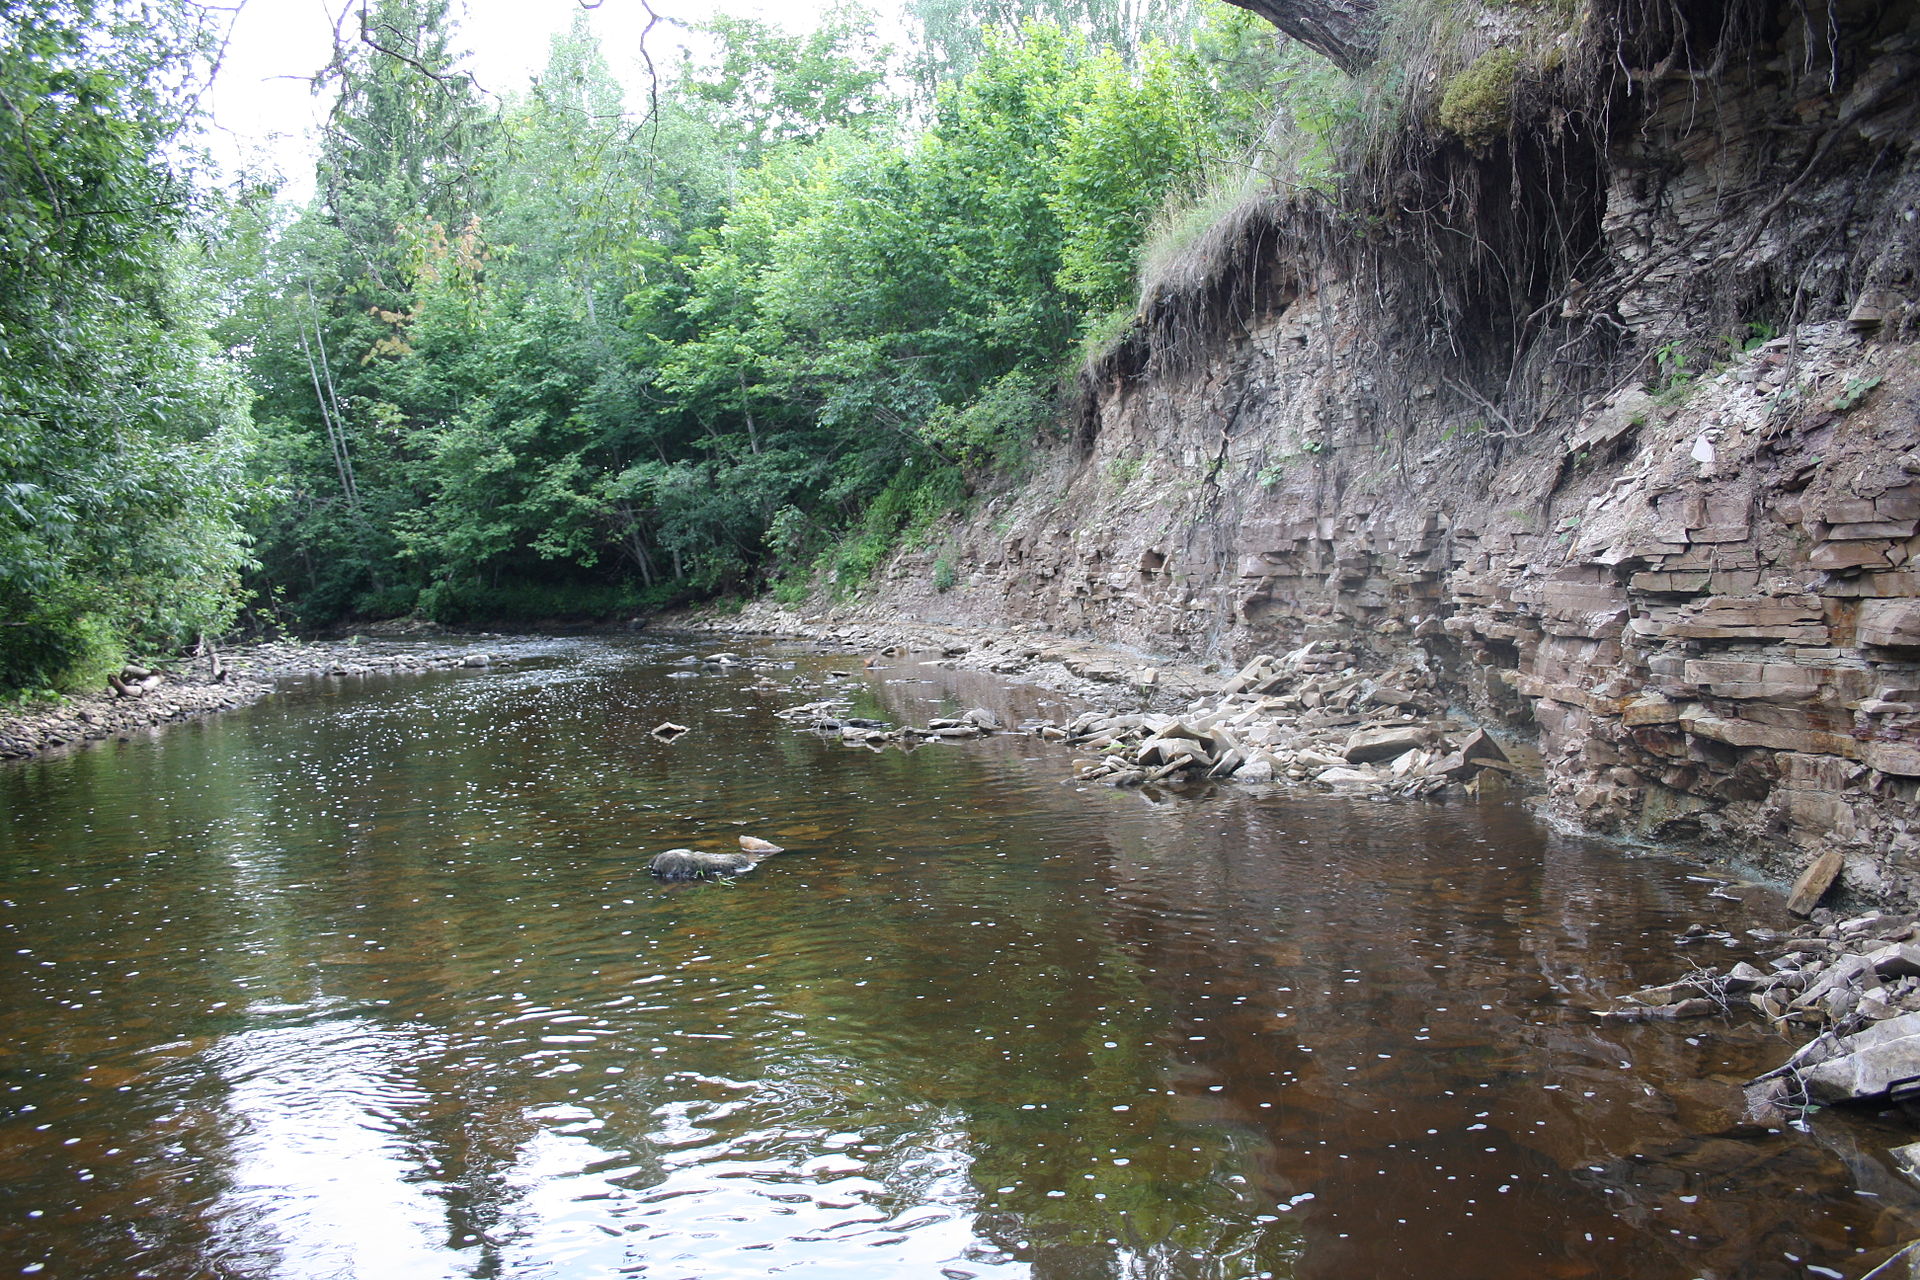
[2,636,1917,1280]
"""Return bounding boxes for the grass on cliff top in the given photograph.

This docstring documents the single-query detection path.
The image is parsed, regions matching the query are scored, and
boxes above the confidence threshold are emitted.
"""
[1131,0,1581,325]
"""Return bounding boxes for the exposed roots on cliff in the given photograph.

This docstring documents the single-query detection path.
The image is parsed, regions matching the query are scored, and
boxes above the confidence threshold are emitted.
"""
[1086,0,1919,455]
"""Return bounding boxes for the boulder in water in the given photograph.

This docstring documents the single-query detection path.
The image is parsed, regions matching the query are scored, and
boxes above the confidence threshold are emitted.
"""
[649,848,755,880]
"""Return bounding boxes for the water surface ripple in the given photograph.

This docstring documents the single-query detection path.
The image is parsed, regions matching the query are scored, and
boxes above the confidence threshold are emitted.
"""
[2,637,1915,1279]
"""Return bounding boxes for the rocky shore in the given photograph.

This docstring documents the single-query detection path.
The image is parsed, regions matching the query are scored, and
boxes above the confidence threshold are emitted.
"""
[690,604,1556,801]
[0,637,508,762]
[677,607,1920,1154]
[1608,903,1920,1127]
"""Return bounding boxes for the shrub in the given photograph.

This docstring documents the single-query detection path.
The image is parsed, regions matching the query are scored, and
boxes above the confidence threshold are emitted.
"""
[0,598,122,698]
[922,370,1053,473]
[824,463,966,594]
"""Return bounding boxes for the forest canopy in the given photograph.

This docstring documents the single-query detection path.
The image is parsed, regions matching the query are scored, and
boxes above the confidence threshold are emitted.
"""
[0,0,1292,695]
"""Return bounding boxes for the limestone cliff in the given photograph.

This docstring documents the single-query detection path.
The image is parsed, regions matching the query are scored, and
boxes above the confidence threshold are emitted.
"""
[852,0,1920,900]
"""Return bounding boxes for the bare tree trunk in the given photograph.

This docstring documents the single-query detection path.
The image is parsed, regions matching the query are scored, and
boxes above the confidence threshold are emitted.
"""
[299,286,360,509]
[196,633,227,683]
[1220,0,1379,73]
[737,367,761,456]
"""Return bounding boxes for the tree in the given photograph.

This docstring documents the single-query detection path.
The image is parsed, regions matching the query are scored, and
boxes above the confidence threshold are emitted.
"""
[0,0,257,693]
[316,0,493,300]
[1053,43,1213,316]
[237,0,499,622]
[677,4,897,161]
[904,0,1205,93]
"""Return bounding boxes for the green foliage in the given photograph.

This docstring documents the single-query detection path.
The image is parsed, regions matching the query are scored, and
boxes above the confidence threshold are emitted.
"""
[932,556,958,593]
[922,370,1053,471]
[678,6,897,157]
[0,0,258,695]
[1829,375,1883,413]
[418,579,668,625]
[222,5,1270,623]
[1263,43,1366,189]
[825,463,966,593]
[1052,45,1210,316]
[3,0,1274,667]
[1650,339,1696,403]
[0,597,122,700]
[1435,46,1522,150]
[902,0,1208,99]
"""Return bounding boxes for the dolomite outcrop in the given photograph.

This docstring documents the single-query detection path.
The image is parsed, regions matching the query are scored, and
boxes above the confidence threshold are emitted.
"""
[836,2,1920,904]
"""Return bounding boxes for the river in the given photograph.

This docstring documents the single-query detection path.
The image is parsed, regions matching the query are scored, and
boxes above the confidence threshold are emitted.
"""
[2,636,1915,1279]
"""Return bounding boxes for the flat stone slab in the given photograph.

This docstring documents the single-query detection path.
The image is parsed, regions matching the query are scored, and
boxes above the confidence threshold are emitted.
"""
[1787,849,1845,917]
[1345,724,1426,764]
[1799,1011,1920,1104]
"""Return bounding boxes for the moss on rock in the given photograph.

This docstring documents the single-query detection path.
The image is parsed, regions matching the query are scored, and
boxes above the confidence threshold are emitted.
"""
[1436,46,1523,150]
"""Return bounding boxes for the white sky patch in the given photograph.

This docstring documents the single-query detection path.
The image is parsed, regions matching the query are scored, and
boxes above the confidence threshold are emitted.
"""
[200,0,891,201]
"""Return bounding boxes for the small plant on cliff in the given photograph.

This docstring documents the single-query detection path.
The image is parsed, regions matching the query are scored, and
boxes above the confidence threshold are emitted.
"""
[1829,375,1883,412]
[1650,340,1698,404]
[1435,47,1523,151]
[932,557,958,593]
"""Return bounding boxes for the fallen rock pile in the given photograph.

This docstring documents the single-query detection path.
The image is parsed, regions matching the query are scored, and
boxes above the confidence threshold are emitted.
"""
[775,699,1005,747]
[1598,907,1920,1121]
[1046,644,1516,795]
[1608,908,1920,1037]
[734,626,1529,797]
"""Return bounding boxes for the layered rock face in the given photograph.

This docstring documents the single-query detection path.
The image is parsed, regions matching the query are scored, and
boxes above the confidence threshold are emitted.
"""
[859,0,1920,900]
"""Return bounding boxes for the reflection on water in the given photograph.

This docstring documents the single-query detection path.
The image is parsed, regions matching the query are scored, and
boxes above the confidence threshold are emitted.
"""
[206,1019,458,1279]
[1,636,1917,1279]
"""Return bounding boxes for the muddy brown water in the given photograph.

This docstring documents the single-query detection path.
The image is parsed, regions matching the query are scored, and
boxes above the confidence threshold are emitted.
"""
[2,636,1917,1279]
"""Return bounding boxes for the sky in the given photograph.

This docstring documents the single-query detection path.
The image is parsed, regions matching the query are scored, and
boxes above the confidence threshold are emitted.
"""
[199,0,876,199]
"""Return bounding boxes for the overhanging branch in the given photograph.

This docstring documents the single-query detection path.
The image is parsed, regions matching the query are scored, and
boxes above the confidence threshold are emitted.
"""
[1219,0,1379,74]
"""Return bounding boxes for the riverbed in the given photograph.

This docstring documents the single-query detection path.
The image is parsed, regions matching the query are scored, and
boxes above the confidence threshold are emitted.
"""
[2,636,1915,1279]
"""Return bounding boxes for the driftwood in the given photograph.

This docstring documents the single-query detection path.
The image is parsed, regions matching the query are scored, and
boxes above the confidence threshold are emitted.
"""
[193,634,227,684]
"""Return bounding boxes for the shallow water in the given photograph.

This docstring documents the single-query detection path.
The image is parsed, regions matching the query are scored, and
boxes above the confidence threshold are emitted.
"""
[2,636,1916,1279]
